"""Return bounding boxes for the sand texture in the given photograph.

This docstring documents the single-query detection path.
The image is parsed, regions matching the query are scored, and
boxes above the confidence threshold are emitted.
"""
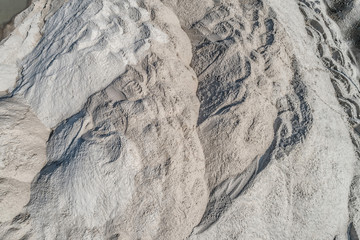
[0,0,360,239]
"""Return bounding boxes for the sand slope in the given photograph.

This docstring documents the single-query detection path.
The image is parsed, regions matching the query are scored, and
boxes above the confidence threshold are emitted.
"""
[0,0,360,239]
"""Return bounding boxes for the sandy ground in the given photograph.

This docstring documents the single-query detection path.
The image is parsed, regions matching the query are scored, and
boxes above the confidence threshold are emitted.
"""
[0,0,360,239]
[0,0,28,25]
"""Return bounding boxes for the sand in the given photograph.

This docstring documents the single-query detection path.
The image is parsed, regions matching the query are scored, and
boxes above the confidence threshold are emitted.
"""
[1,0,360,239]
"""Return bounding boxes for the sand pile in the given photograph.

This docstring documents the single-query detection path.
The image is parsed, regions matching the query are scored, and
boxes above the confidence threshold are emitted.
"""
[0,0,360,239]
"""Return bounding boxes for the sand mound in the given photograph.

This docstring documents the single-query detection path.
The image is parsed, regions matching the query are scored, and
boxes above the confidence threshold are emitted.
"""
[1,0,360,239]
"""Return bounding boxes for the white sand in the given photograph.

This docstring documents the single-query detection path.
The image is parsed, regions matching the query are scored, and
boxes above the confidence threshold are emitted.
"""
[0,0,360,239]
